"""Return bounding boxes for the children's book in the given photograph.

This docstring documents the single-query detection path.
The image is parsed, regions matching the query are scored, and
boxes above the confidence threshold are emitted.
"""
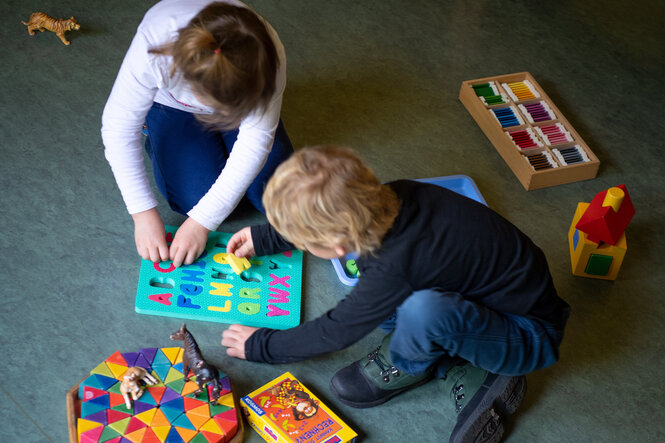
[135,226,303,329]
[242,372,357,443]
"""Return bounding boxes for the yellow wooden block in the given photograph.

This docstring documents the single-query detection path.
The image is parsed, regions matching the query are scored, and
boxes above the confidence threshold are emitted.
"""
[106,362,130,379]
[200,417,224,434]
[173,347,183,364]
[77,418,103,439]
[161,347,182,365]
[135,407,157,426]
[569,202,627,280]
[151,425,172,442]
[217,392,235,408]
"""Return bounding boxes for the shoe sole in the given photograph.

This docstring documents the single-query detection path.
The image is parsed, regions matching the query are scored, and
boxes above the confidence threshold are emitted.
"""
[495,375,526,416]
[329,372,433,409]
[449,375,527,443]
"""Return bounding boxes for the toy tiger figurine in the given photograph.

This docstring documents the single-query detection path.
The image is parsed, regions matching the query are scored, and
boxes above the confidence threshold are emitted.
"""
[22,12,80,45]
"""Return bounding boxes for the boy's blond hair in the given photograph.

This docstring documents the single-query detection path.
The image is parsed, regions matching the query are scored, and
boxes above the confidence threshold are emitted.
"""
[263,146,400,255]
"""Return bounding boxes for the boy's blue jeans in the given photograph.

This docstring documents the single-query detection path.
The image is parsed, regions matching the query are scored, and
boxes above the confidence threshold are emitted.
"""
[144,102,293,215]
[381,290,568,378]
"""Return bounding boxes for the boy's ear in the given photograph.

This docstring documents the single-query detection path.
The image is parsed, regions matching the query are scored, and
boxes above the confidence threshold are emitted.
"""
[334,245,347,257]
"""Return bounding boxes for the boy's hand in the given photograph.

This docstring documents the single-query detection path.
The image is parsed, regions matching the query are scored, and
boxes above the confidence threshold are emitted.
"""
[132,208,169,263]
[226,226,255,258]
[170,217,210,267]
[221,324,258,359]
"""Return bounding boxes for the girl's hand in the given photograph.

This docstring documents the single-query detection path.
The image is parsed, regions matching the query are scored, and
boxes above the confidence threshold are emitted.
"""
[221,324,258,359]
[226,226,255,258]
[132,208,169,263]
[170,217,210,267]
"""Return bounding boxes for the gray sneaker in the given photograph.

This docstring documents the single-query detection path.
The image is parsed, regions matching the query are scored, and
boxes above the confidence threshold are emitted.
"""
[440,363,527,443]
[329,333,433,408]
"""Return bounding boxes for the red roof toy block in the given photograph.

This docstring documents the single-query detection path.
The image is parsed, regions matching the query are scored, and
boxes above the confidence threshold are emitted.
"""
[575,184,635,245]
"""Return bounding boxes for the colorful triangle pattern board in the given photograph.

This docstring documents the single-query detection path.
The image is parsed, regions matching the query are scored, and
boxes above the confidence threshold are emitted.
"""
[76,347,240,443]
[136,226,303,329]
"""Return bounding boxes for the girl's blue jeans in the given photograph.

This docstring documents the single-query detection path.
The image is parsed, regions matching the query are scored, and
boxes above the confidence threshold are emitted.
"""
[380,289,569,378]
[144,102,293,215]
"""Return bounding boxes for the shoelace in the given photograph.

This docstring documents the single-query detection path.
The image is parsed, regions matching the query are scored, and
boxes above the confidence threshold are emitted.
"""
[452,384,465,412]
[367,346,400,382]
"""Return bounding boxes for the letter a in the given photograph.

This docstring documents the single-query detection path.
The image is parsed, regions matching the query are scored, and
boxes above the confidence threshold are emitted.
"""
[148,293,172,306]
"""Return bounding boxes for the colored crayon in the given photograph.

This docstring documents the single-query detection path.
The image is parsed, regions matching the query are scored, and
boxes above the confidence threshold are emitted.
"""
[535,123,573,145]
[490,106,524,128]
[553,145,589,165]
[502,80,540,101]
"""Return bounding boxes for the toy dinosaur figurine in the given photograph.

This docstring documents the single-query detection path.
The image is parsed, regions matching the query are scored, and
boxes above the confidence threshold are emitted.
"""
[120,366,158,409]
[22,12,80,45]
[170,323,222,404]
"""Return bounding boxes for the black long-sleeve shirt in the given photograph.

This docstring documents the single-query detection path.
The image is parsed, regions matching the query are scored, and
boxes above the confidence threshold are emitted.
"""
[245,180,569,363]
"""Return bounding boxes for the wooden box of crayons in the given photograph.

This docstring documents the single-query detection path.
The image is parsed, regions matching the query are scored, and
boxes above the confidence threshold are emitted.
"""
[459,72,599,190]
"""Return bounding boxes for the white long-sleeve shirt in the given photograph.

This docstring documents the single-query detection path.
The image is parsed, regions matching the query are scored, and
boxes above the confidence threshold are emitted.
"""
[101,0,286,230]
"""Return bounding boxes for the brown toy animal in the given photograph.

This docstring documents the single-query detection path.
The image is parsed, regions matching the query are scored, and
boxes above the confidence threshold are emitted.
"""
[120,366,158,409]
[170,323,222,405]
[22,12,80,45]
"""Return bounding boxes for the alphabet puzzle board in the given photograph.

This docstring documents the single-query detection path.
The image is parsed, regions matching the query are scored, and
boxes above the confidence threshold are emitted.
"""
[459,72,600,190]
[135,226,303,329]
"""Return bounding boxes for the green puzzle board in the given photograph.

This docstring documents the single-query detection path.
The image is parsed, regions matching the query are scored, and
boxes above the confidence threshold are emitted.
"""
[135,226,303,329]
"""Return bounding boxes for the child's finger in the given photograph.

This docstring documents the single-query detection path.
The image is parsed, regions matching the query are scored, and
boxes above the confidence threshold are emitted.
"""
[158,244,170,262]
[226,233,243,254]
[171,246,185,268]
[226,241,238,255]
[148,246,162,263]
[225,346,246,359]
[138,246,149,261]
[221,332,246,359]
[184,248,198,266]
[234,243,250,258]
[221,325,238,341]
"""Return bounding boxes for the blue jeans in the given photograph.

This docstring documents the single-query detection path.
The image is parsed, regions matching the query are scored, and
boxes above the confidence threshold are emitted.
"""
[144,102,294,215]
[381,290,568,378]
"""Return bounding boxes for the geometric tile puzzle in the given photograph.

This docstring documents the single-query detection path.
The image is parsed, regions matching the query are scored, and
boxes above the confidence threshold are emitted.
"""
[69,347,242,442]
[136,226,303,330]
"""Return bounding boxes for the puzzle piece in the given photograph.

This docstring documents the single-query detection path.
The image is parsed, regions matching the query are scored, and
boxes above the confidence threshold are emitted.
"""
[225,253,251,275]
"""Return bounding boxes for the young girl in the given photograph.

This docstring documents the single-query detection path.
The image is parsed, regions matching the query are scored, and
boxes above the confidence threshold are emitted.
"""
[102,0,293,267]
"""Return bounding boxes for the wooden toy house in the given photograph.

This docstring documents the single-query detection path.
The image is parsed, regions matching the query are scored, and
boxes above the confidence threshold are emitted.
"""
[568,185,634,280]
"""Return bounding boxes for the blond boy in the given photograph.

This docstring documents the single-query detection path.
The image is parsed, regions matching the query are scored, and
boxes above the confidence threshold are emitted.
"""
[222,145,570,443]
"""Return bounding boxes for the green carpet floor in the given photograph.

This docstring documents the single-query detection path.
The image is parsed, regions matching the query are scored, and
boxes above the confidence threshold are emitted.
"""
[1,0,664,441]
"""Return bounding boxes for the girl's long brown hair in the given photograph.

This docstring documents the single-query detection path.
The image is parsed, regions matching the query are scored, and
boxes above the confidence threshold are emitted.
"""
[150,3,279,130]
